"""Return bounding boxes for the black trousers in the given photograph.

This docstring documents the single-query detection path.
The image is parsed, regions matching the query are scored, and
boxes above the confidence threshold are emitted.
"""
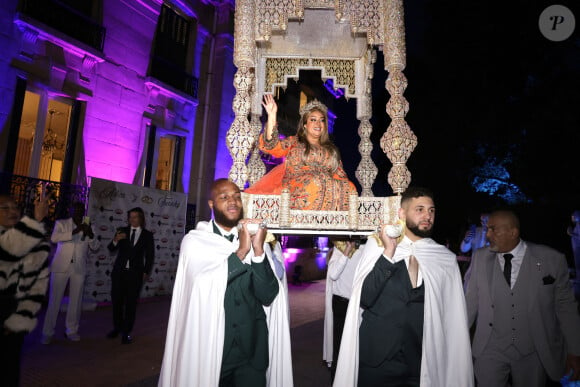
[358,350,420,387]
[0,332,25,387]
[110,269,143,334]
[331,294,349,383]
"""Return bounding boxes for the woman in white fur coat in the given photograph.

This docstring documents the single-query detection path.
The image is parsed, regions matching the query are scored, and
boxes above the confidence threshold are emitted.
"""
[0,193,51,387]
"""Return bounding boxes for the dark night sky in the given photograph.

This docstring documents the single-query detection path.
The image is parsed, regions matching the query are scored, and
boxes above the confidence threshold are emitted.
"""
[272,1,579,263]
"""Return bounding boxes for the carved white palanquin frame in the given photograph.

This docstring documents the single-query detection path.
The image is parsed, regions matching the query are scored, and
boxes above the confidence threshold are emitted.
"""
[228,0,417,231]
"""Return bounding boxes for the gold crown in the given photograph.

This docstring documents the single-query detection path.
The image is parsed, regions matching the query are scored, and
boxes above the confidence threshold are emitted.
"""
[299,99,328,117]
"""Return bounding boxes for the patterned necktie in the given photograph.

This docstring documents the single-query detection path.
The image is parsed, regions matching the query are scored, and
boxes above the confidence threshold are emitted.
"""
[130,229,136,246]
[408,255,419,288]
[503,253,513,287]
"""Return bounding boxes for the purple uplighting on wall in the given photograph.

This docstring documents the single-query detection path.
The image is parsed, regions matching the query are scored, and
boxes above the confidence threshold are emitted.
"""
[315,251,328,270]
[324,79,345,99]
[281,246,329,272]
[283,248,301,265]
[0,0,237,212]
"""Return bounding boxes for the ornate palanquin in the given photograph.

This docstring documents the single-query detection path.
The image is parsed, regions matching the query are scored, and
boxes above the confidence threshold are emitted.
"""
[228,0,416,233]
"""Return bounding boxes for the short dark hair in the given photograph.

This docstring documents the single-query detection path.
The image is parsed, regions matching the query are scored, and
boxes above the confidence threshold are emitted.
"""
[400,186,434,206]
[209,178,238,201]
[127,207,145,227]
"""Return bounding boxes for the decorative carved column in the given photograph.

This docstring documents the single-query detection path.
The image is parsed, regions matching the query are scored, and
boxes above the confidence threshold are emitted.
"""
[247,113,266,185]
[380,0,416,194]
[228,0,255,188]
[356,50,378,196]
[227,67,254,188]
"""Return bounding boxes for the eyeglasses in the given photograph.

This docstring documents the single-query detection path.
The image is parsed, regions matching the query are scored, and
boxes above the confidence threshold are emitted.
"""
[0,204,20,211]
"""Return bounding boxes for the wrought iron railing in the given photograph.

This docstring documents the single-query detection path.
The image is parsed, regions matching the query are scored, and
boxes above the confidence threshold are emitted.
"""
[0,172,89,231]
[149,55,199,99]
[19,0,106,51]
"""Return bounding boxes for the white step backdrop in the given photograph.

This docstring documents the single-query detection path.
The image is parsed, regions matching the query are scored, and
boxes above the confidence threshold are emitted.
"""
[84,177,187,303]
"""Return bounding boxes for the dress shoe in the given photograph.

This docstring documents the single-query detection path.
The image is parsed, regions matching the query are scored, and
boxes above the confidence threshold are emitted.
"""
[121,334,133,344]
[106,329,120,339]
[65,332,81,341]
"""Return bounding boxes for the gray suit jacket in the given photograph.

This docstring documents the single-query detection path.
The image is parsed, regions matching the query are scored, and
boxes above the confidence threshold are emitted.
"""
[465,241,580,380]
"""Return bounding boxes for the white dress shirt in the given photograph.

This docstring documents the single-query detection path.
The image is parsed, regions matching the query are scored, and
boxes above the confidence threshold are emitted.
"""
[497,239,526,289]
[382,236,424,286]
[328,247,362,299]
[130,226,142,245]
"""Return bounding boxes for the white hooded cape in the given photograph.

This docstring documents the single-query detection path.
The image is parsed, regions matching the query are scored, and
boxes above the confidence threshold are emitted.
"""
[333,236,474,387]
[263,241,294,387]
[158,221,293,387]
[323,247,362,365]
[323,262,335,365]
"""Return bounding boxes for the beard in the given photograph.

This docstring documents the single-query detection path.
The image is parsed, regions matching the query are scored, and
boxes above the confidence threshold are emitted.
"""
[213,207,243,229]
[406,220,433,238]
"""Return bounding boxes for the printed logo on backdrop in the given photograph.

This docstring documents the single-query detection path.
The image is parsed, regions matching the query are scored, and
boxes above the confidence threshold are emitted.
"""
[85,178,187,303]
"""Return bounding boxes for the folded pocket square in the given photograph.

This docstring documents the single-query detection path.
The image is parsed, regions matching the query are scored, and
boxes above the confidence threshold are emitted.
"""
[542,275,555,285]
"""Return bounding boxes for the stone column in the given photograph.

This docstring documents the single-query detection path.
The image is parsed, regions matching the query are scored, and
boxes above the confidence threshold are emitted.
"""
[355,50,378,196]
[380,0,416,194]
[227,0,255,189]
[247,113,266,185]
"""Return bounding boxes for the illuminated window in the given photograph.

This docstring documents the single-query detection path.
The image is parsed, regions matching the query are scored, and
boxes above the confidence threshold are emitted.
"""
[15,91,72,182]
[155,135,180,191]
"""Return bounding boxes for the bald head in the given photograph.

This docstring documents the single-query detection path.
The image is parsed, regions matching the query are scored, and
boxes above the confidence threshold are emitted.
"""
[491,210,520,230]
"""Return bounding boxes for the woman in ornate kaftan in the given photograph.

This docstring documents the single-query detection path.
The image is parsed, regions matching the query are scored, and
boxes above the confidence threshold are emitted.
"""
[246,95,357,211]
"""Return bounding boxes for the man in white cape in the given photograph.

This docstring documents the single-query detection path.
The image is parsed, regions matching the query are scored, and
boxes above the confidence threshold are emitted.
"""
[333,187,473,387]
[323,239,363,382]
[158,179,293,387]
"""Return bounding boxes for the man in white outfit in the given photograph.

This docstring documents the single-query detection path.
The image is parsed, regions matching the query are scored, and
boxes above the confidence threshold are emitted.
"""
[324,238,363,383]
[334,187,473,387]
[158,178,293,387]
[460,212,490,255]
[41,202,99,343]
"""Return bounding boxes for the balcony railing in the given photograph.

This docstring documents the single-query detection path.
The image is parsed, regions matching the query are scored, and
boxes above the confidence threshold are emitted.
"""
[19,0,105,52]
[0,172,89,231]
[149,55,199,99]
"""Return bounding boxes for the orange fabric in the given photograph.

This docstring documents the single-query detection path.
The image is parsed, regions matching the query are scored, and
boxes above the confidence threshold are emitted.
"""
[244,163,285,195]
[246,134,357,211]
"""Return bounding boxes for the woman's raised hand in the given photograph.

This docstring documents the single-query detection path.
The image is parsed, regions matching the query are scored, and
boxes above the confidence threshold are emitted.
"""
[262,94,278,117]
[34,183,51,222]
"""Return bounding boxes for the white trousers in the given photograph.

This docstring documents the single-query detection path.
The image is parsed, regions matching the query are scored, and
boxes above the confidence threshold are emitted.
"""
[42,265,86,336]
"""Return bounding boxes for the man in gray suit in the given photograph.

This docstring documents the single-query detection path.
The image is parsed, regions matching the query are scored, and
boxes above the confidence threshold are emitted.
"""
[465,209,580,386]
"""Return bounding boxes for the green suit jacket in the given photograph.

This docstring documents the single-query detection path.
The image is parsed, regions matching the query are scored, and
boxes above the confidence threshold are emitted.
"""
[222,251,279,370]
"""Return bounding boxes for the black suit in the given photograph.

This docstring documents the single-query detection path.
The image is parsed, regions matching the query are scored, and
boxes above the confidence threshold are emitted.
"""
[358,257,424,387]
[107,227,154,335]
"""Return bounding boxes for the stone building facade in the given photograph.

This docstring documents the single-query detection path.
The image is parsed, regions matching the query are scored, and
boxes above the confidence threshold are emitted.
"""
[0,0,236,222]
